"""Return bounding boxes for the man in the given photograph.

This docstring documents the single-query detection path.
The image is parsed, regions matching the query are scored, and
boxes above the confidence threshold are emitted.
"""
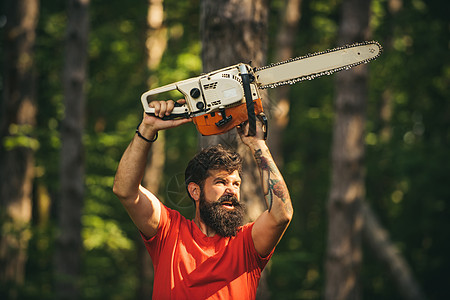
[113,99,293,299]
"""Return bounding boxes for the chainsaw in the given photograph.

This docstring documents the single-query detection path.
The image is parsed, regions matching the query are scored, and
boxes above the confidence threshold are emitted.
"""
[141,41,382,138]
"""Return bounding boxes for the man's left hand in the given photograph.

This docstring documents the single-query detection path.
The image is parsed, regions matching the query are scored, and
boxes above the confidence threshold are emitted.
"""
[236,114,267,148]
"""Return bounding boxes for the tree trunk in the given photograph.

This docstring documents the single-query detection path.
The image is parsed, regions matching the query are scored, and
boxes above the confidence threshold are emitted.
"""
[145,0,167,73]
[325,0,371,299]
[199,0,269,213]
[0,0,39,298]
[267,0,302,167]
[361,202,426,300]
[135,1,168,297]
[199,0,270,298]
[134,0,172,294]
[378,0,401,144]
[55,0,89,299]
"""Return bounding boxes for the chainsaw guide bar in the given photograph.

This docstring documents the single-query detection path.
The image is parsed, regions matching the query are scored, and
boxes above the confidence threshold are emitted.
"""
[255,41,382,89]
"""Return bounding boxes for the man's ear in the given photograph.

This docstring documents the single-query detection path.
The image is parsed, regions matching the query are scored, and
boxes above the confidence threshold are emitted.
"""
[188,182,200,201]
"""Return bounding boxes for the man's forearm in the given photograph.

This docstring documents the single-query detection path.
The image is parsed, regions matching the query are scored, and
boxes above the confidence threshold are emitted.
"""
[250,141,293,222]
[113,125,157,200]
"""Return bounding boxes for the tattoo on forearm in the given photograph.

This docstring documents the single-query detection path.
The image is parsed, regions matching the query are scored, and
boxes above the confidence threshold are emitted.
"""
[254,149,290,211]
[270,179,289,202]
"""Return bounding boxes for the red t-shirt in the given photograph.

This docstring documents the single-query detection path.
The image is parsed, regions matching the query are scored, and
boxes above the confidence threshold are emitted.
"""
[141,204,273,300]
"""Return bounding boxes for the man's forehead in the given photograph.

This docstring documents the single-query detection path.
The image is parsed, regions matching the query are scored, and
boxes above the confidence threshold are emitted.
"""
[207,169,241,180]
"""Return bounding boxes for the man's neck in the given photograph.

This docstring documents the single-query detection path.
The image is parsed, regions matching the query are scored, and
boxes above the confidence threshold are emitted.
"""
[194,214,216,237]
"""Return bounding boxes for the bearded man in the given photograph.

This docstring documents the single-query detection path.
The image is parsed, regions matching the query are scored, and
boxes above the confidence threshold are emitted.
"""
[113,99,293,299]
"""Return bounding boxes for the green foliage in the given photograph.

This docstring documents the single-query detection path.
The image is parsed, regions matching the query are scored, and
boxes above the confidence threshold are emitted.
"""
[363,1,450,298]
[9,0,449,298]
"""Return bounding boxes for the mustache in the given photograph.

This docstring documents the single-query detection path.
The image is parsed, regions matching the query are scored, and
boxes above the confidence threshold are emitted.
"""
[217,194,241,207]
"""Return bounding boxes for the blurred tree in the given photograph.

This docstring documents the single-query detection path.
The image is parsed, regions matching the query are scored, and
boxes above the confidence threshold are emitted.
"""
[142,0,167,200]
[0,0,39,298]
[361,201,426,299]
[54,0,89,299]
[136,0,168,298]
[267,0,302,167]
[325,0,371,298]
[145,0,167,73]
[199,0,271,298]
[199,0,269,227]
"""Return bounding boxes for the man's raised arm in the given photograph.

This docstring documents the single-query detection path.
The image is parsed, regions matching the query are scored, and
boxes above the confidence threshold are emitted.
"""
[113,100,191,238]
[238,120,294,257]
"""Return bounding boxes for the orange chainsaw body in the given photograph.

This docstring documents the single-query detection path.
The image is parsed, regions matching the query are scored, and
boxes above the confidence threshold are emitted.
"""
[192,98,263,136]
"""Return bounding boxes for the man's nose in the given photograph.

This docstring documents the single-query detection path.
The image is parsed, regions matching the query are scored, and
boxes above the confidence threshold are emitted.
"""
[225,184,239,195]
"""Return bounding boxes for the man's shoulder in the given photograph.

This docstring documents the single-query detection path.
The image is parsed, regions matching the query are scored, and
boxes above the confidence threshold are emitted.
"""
[161,203,185,219]
[159,203,193,230]
[235,222,255,237]
[241,222,255,230]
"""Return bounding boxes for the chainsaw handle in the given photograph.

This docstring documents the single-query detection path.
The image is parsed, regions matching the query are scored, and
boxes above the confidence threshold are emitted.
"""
[144,109,190,120]
[141,83,191,119]
[239,64,257,136]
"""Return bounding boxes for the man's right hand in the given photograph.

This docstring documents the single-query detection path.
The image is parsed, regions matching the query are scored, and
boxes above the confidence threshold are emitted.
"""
[139,99,192,139]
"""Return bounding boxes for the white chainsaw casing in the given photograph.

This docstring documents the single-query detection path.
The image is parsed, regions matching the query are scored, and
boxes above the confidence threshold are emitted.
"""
[141,64,260,118]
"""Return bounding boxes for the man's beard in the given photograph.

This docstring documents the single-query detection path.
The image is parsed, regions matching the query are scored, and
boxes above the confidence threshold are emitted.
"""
[199,192,246,237]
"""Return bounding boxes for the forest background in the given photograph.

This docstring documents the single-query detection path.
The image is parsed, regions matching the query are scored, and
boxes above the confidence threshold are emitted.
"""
[1,0,449,299]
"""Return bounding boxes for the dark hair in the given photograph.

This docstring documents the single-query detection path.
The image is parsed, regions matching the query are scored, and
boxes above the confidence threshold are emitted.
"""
[185,144,242,201]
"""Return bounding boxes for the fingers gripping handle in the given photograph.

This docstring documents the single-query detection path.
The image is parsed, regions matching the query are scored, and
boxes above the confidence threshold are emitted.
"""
[140,83,190,120]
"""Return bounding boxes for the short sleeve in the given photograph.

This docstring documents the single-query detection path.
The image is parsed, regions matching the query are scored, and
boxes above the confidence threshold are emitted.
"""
[242,222,274,270]
[140,204,180,268]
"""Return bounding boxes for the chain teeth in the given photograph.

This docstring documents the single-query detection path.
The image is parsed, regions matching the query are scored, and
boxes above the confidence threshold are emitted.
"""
[256,41,383,89]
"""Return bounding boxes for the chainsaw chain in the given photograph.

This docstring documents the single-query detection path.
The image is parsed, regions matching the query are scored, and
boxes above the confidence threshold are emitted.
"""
[255,40,382,89]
